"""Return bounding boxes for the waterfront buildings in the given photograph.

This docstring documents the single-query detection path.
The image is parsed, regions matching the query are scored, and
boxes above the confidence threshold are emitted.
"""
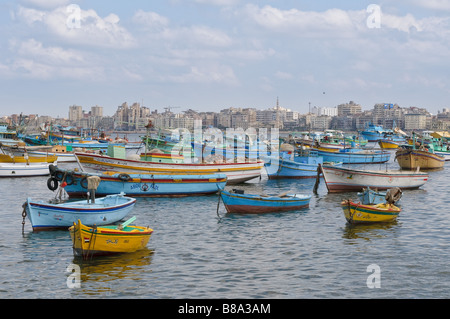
[2,100,449,133]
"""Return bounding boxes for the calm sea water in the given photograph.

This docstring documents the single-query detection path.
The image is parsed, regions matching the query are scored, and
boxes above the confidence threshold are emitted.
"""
[1,139,450,299]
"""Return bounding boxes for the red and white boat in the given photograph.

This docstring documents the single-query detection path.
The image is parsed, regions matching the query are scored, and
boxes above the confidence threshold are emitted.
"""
[320,164,428,193]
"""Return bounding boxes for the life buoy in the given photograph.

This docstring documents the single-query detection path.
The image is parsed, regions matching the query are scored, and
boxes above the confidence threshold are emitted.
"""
[47,177,58,191]
[80,177,88,189]
[118,173,131,182]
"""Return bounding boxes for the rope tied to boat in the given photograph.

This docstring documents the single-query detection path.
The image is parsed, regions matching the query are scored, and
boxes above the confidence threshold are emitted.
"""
[84,224,98,260]
[313,163,322,194]
[21,202,27,235]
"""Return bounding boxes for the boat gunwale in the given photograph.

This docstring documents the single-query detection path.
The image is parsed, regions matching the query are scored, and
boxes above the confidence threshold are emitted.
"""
[75,152,264,167]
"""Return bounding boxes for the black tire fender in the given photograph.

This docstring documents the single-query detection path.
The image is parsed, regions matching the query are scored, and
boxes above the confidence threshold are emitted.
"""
[47,177,58,191]
[80,177,88,189]
[118,173,132,182]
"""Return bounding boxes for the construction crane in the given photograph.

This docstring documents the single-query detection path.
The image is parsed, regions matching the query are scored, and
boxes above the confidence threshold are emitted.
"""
[163,106,180,113]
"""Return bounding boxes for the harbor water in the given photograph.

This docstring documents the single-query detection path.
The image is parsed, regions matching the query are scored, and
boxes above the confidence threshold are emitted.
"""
[1,139,450,299]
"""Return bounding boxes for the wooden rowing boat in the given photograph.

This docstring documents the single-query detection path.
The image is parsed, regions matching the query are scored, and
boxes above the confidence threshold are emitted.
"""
[320,164,428,192]
[69,217,153,258]
[25,193,136,231]
[341,199,401,224]
[220,189,311,214]
[395,147,445,169]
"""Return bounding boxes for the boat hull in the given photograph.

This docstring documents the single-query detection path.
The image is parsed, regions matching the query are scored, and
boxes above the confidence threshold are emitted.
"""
[220,190,311,214]
[49,168,227,197]
[341,200,401,224]
[316,149,390,164]
[378,139,399,149]
[321,165,428,192]
[395,149,445,169]
[0,162,53,177]
[25,194,136,231]
[75,152,263,184]
[69,220,153,257]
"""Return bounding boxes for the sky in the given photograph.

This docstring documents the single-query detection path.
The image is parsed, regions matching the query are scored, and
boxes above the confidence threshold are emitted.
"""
[0,0,449,118]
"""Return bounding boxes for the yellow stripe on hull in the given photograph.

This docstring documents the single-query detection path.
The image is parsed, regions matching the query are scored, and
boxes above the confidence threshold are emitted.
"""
[77,155,263,173]
[69,220,153,257]
[0,154,57,163]
[378,140,399,149]
[341,200,401,224]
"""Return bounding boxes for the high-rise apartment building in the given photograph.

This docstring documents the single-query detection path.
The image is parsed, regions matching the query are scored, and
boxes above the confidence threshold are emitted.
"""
[69,105,82,121]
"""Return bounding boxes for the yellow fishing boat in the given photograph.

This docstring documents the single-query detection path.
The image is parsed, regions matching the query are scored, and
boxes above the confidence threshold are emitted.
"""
[395,147,445,169]
[69,217,153,258]
[341,199,401,224]
[378,139,399,149]
[0,153,57,163]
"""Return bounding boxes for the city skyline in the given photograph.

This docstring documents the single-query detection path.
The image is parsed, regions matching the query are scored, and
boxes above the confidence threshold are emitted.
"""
[1,1,449,117]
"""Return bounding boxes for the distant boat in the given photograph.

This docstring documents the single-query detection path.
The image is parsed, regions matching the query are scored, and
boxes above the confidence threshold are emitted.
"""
[395,147,445,170]
[2,145,69,163]
[320,164,428,193]
[74,152,263,184]
[0,123,24,147]
[315,148,390,164]
[69,217,153,258]
[219,189,311,214]
[0,161,54,177]
[360,124,391,142]
[0,146,57,164]
[264,149,342,179]
[378,139,400,149]
[47,166,227,197]
[24,193,136,231]
[341,199,401,224]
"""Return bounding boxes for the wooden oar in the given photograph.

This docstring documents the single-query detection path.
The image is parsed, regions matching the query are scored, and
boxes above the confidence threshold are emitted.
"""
[277,191,289,198]
[117,216,136,230]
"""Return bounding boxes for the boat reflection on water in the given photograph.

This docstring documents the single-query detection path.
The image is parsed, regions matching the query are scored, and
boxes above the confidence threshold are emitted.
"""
[341,222,399,241]
[71,248,154,295]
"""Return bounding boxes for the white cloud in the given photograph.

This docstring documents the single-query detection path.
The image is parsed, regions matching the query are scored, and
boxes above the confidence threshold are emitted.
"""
[132,9,170,30]
[382,13,423,32]
[16,38,84,65]
[16,5,136,48]
[412,0,450,11]
[164,64,238,85]
[20,0,72,9]
[1,39,102,80]
[194,0,239,6]
[240,5,357,37]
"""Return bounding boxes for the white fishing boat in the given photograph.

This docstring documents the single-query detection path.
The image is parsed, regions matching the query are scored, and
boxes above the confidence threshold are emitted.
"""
[0,161,54,177]
[24,192,136,231]
[320,164,428,193]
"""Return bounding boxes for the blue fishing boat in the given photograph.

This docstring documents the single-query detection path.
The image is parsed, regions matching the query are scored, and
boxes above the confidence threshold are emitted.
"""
[316,147,390,164]
[264,149,342,179]
[47,167,227,197]
[219,189,311,214]
[360,123,392,142]
[24,193,136,231]
[357,187,402,205]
